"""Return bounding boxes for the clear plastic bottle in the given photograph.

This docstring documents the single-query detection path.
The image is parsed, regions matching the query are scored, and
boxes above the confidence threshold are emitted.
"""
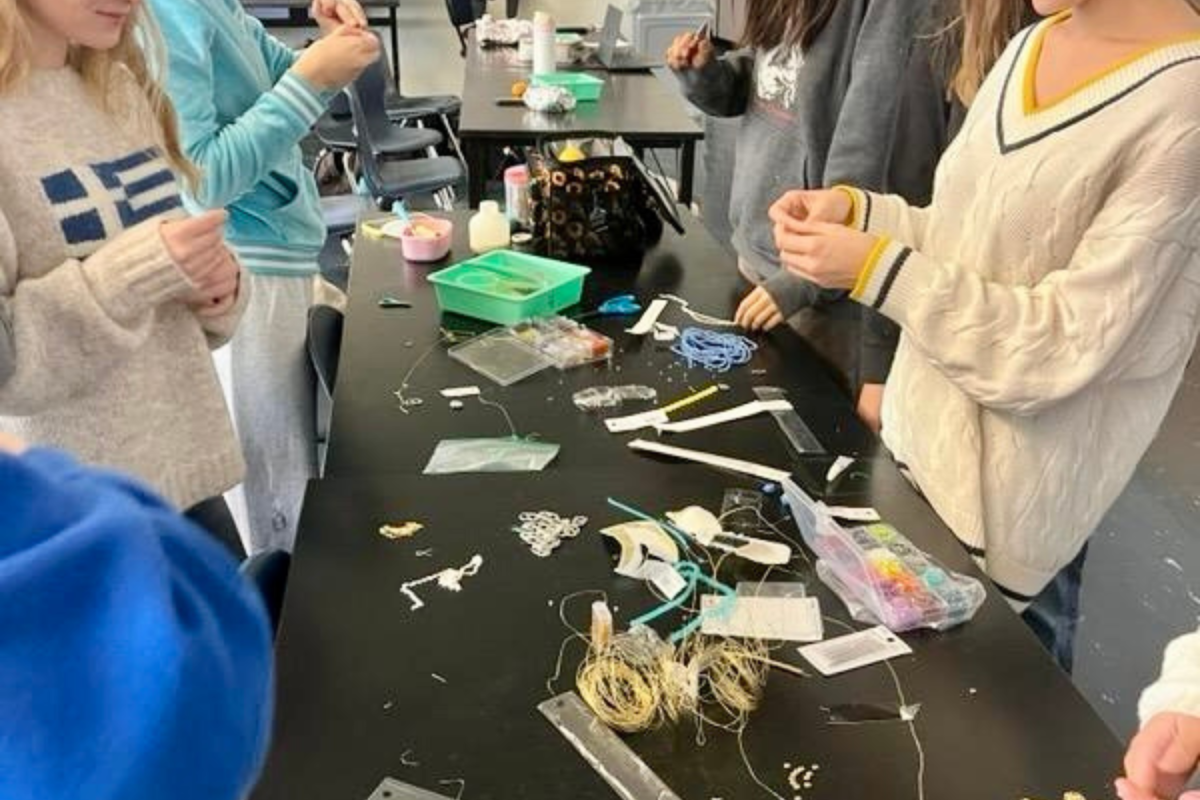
[469,201,512,253]
[532,11,556,76]
[504,165,531,231]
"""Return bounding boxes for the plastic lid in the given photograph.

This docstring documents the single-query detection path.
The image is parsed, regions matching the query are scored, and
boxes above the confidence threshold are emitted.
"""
[480,200,502,215]
[505,165,530,185]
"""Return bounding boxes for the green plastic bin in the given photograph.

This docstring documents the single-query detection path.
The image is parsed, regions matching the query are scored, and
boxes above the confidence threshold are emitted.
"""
[531,72,606,102]
[427,250,592,325]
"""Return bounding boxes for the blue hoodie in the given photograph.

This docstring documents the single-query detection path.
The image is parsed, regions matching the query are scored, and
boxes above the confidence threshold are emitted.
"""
[0,449,273,800]
[150,0,336,276]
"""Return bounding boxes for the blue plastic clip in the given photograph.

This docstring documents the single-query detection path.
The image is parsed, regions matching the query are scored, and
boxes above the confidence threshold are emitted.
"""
[597,294,642,316]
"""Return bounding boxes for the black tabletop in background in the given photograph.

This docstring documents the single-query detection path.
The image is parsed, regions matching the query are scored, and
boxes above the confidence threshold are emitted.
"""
[255,213,1124,800]
[459,44,703,141]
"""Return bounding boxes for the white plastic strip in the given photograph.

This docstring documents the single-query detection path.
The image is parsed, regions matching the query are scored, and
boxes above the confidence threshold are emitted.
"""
[828,506,882,523]
[627,439,790,482]
[605,409,670,433]
[798,625,912,676]
[655,399,793,434]
[625,298,669,336]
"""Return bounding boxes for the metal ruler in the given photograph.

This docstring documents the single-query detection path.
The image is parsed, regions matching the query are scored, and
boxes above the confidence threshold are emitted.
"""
[752,386,826,455]
[538,692,682,800]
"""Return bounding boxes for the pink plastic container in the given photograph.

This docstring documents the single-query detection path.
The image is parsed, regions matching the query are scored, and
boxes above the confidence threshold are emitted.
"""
[399,215,454,262]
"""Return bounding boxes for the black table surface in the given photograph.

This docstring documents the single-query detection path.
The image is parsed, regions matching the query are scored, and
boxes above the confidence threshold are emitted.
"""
[459,44,703,140]
[254,465,1124,800]
[255,210,1124,799]
[324,211,873,477]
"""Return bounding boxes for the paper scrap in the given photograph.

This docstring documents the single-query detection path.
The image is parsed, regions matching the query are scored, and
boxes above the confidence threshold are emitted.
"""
[827,506,882,523]
[699,595,823,642]
[655,399,793,434]
[826,455,855,484]
[625,298,669,335]
[798,625,911,676]
[605,409,670,433]
[440,386,481,398]
[636,559,688,599]
[628,439,791,482]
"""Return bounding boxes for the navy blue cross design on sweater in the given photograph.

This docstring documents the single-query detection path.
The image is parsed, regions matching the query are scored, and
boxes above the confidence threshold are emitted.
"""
[40,148,182,253]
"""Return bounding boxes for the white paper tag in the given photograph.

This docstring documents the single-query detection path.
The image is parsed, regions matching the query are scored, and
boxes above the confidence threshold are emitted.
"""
[827,506,882,523]
[637,559,688,599]
[797,625,911,676]
[605,409,670,433]
[625,298,669,336]
[440,386,481,399]
[699,595,824,642]
[655,399,794,434]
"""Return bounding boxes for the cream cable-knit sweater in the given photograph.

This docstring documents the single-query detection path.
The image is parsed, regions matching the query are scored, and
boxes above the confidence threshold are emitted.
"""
[840,17,1200,604]
[1140,630,1200,724]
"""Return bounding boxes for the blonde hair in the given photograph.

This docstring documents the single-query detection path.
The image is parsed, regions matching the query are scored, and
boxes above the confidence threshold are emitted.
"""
[947,0,1029,105]
[0,1,198,186]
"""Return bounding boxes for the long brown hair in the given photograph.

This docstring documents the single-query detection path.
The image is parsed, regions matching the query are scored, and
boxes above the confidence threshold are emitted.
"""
[944,0,1031,105]
[0,1,198,187]
[742,0,839,52]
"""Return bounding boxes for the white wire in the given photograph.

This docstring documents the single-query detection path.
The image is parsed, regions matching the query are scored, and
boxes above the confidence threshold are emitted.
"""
[658,293,740,328]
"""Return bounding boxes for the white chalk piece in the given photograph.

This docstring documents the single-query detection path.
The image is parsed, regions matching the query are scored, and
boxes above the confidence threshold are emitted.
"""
[797,625,912,676]
[440,386,481,398]
[699,595,824,642]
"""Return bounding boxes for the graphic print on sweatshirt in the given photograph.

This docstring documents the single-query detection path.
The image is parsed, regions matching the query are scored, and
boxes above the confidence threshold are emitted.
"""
[753,44,805,119]
[40,148,182,258]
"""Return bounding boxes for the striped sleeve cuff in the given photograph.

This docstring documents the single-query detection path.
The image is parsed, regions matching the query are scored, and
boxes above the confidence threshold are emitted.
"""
[273,71,330,129]
[833,185,870,232]
[849,238,933,328]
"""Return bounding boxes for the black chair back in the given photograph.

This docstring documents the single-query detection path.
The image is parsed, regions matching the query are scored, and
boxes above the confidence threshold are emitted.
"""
[444,0,485,26]
[306,305,344,398]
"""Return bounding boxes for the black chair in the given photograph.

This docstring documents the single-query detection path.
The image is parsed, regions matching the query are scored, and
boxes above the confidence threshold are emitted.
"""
[306,304,344,476]
[345,57,465,208]
[240,549,291,639]
[315,89,443,157]
[445,0,486,56]
[372,30,465,168]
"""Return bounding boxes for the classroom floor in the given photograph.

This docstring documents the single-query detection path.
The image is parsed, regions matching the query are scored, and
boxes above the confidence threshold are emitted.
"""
[266,0,1197,743]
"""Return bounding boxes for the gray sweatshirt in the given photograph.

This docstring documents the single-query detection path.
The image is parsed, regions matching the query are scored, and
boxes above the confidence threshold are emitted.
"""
[676,0,928,381]
[0,68,246,509]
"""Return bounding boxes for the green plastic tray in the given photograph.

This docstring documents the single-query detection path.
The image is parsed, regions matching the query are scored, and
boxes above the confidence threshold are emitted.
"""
[531,72,605,102]
[427,250,592,325]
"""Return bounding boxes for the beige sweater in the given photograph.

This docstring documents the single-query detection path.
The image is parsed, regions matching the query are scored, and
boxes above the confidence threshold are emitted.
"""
[0,67,246,509]
[841,18,1200,603]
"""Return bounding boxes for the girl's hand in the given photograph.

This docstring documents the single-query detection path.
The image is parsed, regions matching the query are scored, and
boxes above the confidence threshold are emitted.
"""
[735,285,785,331]
[0,433,26,455]
[161,211,235,292]
[666,32,713,71]
[775,220,877,291]
[292,24,380,91]
[768,188,853,228]
[1120,712,1200,800]
[311,0,368,34]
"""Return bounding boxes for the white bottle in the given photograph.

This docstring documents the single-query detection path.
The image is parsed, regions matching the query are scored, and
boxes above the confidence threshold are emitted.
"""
[532,11,556,76]
[469,201,512,254]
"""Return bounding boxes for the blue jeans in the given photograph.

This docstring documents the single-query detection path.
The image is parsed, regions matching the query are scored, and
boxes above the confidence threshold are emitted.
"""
[1020,545,1089,674]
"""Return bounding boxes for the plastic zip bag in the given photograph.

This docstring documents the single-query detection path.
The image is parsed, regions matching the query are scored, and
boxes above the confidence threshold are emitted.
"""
[423,437,560,474]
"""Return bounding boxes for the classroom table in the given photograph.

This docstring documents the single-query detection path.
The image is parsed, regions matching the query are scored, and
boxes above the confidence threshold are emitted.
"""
[458,41,704,208]
[241,0,402,84]
[252,212,1124,799]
